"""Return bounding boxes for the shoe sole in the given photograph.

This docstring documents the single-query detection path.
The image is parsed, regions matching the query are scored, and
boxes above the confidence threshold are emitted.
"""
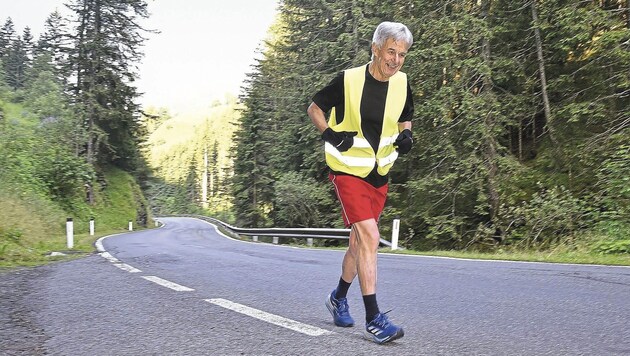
[364,328,405,344]
[325,293,354,327]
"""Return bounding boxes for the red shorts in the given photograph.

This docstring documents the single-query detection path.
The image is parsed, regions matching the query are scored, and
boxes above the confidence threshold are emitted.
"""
[329,173,388,227]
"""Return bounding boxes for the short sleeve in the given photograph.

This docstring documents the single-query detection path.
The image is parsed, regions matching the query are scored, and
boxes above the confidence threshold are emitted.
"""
[312,72,344,113]
[398,82,414,122]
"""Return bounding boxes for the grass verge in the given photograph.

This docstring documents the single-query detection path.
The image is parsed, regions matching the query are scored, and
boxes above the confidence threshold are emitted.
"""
[0,167,152,268]
[379,248,630,266]
[0,227,153,269]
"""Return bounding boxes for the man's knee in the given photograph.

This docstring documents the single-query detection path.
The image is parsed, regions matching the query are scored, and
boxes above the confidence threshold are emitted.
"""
[352,220,380,250]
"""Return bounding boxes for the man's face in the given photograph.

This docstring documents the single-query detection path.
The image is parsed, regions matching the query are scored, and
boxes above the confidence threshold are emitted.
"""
[371,38,409,81]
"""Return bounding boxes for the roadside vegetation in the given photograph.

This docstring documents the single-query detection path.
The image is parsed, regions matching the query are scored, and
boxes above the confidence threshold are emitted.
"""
[0,2,152,267]
[229,1,630,261]
[1,1,628,268]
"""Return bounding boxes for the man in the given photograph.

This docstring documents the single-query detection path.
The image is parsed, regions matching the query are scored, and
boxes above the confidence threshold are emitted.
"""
[307,21,414,344]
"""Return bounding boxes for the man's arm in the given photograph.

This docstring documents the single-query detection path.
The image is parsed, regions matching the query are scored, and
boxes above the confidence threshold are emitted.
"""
[308,101,357,152]
[398,121,412,132]
[308,102,329,133]
[395,121,413,154]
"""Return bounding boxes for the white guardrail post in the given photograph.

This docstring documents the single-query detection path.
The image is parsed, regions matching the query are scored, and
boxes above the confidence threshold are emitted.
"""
[89,217,95,236]
[391,218,400,250]
[128,220,133,231]
[66,218,74,249]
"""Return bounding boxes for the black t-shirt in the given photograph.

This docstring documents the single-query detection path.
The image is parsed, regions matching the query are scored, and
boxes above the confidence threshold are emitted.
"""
[312,64,414,187]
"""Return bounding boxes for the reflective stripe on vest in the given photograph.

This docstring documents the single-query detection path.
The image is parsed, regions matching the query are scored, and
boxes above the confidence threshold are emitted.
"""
[324,64,407,178]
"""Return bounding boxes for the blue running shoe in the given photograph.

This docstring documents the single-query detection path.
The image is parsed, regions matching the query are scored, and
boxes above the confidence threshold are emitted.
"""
[364,312,404,344]
[325,290,355,327]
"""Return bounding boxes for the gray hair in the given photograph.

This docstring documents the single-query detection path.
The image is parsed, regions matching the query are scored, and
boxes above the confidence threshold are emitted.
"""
[371,21,413,59]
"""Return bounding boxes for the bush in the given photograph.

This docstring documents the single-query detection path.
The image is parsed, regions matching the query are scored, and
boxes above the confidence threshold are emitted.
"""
[593,240,630,254]
[500,185,593,248]
[590,221,630,255]
[273,171,338,228]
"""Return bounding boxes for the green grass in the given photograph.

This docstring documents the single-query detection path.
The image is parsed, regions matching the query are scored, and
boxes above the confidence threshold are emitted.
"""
[207,217,630,267]
[0,228,146,268]
[2,101,38,128]
[379,248,630,266]
[91,167,150,230]
[0,167,152,268]
[281,236,630,266]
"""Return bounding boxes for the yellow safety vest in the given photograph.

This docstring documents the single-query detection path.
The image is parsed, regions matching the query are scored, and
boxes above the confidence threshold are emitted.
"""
[325,64,407,177]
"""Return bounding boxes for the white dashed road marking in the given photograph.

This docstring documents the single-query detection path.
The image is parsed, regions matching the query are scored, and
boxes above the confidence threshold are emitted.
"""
[206,298,332,337]
[142,276,195,292]
[96,222,331,337]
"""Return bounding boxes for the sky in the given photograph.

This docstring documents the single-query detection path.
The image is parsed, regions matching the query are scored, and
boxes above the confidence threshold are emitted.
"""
[2,0,279,114]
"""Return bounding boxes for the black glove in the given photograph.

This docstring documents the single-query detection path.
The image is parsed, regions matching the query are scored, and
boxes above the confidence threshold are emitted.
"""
[322,128,358,152]
[394,129,413,155]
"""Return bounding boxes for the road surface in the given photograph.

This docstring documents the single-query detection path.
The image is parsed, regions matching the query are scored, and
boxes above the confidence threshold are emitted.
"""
[2,216,629,355]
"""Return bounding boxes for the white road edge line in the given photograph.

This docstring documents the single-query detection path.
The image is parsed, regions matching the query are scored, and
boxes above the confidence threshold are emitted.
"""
[100,251,120,263]
[186,218,630,270]
[96,235,142,273]
[380,252,630,269]
[205,298,332,337]
[113,262,142,273]
[142,276,194,292]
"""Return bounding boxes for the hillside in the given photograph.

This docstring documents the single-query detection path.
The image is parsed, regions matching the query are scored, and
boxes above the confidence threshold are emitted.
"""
[0,99,151,267]
[143,95,240,218]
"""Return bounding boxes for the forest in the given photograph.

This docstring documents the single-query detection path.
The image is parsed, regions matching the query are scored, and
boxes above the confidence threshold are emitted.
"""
[0,0,628,264]
[0,0,152,263]
[232,0,629,253]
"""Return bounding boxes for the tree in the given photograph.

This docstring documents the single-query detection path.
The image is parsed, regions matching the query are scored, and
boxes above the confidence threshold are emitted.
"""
[232,0,386,228]
[232,97,276,227]
[66,0,151,203]
[4,27,31,90]
[273,171,336,228]
[36,10,72,84]
[23,52,68,120]
[0,18,15,62]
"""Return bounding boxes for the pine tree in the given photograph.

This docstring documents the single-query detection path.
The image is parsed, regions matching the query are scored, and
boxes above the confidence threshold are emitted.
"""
[232,94,275,227]
[66,0,151,203]
[5,34,29,90]
[36,10,72,85]
[23,52,67,120]
[0,18,15,62]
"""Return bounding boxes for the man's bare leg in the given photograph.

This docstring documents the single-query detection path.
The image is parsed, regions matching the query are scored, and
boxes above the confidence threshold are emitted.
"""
[350,218,380,296]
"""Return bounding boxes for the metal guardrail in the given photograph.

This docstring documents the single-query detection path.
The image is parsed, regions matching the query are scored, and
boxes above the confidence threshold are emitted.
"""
[178,214,393,247]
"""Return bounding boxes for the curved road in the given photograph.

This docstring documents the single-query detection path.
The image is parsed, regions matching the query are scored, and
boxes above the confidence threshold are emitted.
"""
[2,217,630,355]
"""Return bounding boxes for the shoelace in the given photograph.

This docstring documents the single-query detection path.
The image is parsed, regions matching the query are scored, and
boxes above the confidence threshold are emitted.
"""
[336,298,350,314]
[373,310,394,328]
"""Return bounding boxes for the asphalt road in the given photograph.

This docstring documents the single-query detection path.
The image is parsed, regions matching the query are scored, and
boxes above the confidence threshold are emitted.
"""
[2,216,630,355]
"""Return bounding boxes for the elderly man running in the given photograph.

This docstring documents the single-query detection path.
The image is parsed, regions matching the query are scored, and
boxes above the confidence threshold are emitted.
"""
[307,21,415,344]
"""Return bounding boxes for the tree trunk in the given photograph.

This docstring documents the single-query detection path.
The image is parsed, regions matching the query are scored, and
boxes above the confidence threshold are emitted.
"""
[531,0,560,148]
[519,119,523,161]
[202,147,208,209]
[479,0,501,240]
[253,150,258,227]
[77,0,96,205]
